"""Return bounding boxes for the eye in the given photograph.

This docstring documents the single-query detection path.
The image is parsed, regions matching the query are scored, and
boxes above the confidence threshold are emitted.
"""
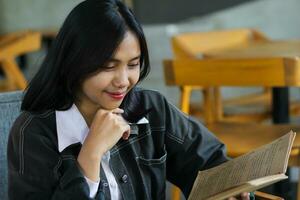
[128,62,140,69]
[102,66,116,72]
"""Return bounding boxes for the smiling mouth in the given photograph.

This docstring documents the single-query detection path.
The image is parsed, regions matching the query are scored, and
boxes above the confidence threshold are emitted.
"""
[106,91,126,100]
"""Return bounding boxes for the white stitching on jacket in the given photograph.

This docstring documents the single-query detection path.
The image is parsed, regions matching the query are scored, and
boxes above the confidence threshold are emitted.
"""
[18,110,54,174]
[19,114,33,174]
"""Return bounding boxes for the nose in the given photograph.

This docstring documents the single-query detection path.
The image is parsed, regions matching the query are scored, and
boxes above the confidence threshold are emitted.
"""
[113,67,130,88]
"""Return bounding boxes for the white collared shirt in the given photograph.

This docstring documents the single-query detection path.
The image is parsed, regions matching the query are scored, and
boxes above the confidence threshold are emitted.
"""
[55,104,121,199]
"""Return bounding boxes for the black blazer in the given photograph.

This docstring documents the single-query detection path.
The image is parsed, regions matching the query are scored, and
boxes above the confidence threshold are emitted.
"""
[7,88,228,200]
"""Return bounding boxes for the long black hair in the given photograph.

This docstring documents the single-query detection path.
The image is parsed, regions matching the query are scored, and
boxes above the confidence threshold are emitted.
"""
[21,0,150,120]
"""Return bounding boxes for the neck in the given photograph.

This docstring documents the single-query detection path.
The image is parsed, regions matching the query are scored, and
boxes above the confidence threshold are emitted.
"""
[75,100,98,127]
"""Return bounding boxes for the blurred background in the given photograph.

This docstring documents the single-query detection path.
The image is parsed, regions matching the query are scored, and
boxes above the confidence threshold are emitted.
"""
[1,0,300,199]
[1,0,300,105]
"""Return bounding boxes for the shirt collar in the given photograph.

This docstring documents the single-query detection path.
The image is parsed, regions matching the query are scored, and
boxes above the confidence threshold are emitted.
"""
[56,104,89,152]
[56,104,149,152]
[136,117,149,124]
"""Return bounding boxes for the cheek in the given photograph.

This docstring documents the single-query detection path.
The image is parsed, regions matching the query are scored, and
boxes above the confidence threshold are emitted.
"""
[131,68,140,84]
[81,77,102,95]
[84,73,111,89]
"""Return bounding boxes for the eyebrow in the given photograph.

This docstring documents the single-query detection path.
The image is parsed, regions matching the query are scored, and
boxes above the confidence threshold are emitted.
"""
[109,55,141,63]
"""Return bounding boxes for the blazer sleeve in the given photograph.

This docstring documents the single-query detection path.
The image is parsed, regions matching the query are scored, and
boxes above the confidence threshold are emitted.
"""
[7,114,105,200]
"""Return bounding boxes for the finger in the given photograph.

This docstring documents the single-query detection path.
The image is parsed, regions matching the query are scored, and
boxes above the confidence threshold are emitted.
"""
[228,197,237,200]
[241,192,250,200]
[121,123,131,140]
[114,115,131,129]
[122,131,130,140]
[114,114,128,124]
[111,108,124,114]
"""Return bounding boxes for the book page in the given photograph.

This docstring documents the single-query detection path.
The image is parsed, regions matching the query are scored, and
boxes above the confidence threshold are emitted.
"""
[207,174,288,200]
[188,131,295,200]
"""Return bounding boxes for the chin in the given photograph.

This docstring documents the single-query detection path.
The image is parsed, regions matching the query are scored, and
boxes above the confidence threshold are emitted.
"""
[104,103,122,110]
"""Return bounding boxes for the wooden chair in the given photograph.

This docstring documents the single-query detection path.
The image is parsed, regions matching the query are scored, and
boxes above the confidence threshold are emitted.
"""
[163,58,300,200]
[171,28,300,123]
[0,31,41,91]
[255,191,284,200]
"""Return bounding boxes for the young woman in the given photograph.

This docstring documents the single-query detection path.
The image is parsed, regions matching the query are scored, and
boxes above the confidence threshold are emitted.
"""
[7,0,251,199]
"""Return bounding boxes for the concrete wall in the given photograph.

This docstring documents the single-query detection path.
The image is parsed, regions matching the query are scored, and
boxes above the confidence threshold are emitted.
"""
[133,0,254,24]
[0,0,81,33]
[0,0,256,29]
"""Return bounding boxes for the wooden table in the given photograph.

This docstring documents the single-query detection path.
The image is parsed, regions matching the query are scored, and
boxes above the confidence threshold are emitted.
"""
[203,40,300,59]
[203,40,300,124]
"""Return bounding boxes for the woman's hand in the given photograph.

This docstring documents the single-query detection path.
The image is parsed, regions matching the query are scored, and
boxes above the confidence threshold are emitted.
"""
[77,108,130,181]
[228,192,250,200]
[87,108,130,155]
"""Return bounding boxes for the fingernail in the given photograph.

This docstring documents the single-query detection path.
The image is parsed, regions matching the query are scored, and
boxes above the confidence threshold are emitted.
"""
[122,132,129,140]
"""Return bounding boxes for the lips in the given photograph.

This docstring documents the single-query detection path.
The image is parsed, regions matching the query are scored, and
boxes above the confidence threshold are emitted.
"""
[106,91,126,100]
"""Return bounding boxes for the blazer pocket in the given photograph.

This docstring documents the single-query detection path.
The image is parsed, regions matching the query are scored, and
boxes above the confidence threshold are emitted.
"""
[137,149,167,166]
[136,148,167,200]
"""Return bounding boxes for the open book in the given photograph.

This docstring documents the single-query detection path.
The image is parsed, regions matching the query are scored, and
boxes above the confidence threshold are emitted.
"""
[188,131,296,200]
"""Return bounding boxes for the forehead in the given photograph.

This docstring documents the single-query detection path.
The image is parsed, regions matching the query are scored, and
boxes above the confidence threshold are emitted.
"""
[112,31,141,60]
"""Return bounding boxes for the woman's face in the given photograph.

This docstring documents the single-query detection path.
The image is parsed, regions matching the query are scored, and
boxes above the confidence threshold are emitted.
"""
[77,31,141,111]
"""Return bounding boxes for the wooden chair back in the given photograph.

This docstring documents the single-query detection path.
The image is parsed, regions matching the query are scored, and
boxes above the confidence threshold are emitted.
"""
[0,31,41,91]
[171,28,273,123]
[164,58,300,123]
